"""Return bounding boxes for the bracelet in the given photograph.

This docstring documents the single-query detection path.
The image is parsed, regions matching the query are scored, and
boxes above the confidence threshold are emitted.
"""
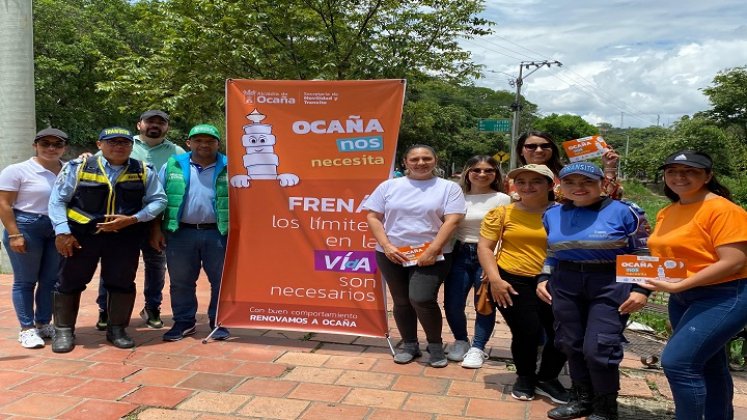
[7,233,23,239]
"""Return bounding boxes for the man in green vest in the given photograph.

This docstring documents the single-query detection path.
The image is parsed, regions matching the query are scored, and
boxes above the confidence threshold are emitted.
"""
[150,124,230,341]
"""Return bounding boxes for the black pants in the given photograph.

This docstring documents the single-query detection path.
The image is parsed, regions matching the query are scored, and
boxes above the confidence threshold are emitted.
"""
[550,266,632,395]
[496,268,567,380]
[56,226,144,295]
[376,251,452,344]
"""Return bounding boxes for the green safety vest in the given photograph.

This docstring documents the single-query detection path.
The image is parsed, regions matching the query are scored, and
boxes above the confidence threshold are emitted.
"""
[162,152,229,235]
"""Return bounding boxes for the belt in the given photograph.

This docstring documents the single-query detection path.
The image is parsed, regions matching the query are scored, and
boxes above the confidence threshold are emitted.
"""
[179,222,218,230]
[558,261,615,273]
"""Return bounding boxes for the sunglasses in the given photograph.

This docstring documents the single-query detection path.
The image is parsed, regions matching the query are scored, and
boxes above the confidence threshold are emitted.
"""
[105,139,133,147]
[35,141,66,149]
[523,143,553,151]
[469,168,497,175]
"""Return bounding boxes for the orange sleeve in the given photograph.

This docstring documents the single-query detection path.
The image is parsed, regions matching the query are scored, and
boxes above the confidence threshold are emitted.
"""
[706,201,747,248]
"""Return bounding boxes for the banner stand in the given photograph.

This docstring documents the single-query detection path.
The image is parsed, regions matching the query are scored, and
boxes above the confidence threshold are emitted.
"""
[202,324,222,344]
[385,333,395,356]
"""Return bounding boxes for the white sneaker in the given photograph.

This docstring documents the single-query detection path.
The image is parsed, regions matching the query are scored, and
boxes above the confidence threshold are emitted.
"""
[461,347,488,369]
[18,329,45,349]
[36,324,55,339]
[447,339,471,361]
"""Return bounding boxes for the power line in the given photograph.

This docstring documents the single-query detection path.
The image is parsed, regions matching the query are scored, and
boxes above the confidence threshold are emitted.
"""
[471,34,660,126]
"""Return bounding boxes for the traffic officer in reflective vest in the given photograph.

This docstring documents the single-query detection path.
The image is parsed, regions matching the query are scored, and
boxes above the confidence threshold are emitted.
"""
[48,127,167,353]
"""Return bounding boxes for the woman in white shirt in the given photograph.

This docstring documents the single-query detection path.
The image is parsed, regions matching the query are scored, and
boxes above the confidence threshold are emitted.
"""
[365,145,466,367]
[0,128,67,349]
[443,156,510,364]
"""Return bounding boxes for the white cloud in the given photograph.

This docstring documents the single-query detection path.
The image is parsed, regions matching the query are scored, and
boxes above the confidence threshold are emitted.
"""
[464,0,747,127]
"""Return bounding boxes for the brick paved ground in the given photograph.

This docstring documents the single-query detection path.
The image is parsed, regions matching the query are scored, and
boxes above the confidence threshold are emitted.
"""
[1,265,746,419]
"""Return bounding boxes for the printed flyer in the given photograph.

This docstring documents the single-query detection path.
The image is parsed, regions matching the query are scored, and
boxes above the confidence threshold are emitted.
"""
[218,80,406,337]
[562,135,609,162]
[615,255,687,284]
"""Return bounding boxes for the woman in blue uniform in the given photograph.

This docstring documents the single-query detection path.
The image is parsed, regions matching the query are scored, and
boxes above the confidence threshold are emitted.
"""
[536,162,650,420]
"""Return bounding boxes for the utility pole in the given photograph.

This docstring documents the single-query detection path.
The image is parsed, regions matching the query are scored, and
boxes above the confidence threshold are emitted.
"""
[510,60,562,169]
[0,0,36,273]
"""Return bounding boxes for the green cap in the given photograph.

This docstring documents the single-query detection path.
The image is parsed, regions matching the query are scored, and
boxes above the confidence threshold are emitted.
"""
[188,124,221,141]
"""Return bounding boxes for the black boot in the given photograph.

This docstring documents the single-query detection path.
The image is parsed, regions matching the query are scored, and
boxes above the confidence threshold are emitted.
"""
[106,292,136,349]
[587,392,618,420]
[547,382,593,419]
[52,291,81,353]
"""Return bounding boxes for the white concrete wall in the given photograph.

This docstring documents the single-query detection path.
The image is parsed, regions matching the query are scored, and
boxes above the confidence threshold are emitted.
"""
[0,1,36,273]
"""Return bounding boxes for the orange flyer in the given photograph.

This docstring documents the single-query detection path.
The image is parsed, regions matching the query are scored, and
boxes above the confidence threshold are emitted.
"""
[562,135,609,162]
[398,242,444,267]
[615,255,687,284]
[218,79,406,338]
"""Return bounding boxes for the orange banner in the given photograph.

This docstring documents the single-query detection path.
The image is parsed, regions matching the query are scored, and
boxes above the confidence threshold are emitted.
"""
[562,135,608,162]
[217,80,406,337]
[615,255,687,284]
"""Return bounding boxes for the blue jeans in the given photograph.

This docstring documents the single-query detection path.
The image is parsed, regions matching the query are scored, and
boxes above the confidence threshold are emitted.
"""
[97,235,166,310]
[2,210,60,328]
[443,242,496,349]
[661,279,747,420]
[165,227,226,324]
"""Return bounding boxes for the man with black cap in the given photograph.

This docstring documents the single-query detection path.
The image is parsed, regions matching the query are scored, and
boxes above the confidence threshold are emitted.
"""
[95,110,185,331]
[150,124,230,341]
[48,127,167,352]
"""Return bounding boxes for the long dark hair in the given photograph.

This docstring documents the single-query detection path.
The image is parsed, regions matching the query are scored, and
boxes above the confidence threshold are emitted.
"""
[459,155,503,193]
[662,151,732,202]
[515,131,563,175]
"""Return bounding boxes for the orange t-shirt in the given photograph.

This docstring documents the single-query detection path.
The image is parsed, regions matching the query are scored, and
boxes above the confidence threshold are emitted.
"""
[648,196,747,284]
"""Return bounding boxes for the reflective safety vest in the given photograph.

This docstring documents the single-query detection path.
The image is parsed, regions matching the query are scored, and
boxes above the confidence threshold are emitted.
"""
[66,156,146,230]
[162,153,229,235]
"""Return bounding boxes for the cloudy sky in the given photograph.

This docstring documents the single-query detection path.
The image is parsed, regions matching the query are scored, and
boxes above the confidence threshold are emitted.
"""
[461,0,747,128]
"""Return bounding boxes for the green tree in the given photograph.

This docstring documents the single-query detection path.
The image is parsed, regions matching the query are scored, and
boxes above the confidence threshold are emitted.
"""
[625,116,747,180]
[96,0,492,126]
[34,0,156,146]
[701,65,747,141]
[530,113,598,143]
[398,79,537,173]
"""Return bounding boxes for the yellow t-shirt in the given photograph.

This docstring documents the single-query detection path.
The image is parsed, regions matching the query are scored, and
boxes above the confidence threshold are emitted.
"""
[480,203,549,277]
[648,196,747,284]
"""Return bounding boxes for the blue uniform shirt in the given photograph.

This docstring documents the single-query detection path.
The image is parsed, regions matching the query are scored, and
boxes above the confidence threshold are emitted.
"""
[49,156,167,235]
[542,198,643,275]
[158,157,219,224]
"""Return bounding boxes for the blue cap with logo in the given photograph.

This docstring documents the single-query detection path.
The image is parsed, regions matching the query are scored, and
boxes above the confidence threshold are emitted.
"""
[98,127,133,142]
[559,162,604,180]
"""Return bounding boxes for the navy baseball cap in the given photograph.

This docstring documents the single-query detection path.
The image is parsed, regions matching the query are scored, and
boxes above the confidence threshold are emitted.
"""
[98,127,133,142]
[659,150,713,170]
[559,162,604,180]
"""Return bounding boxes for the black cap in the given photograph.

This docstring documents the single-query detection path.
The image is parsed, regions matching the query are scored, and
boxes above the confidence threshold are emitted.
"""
[659,150,713,170]
[34,128,69,143]
[139,109,169,122]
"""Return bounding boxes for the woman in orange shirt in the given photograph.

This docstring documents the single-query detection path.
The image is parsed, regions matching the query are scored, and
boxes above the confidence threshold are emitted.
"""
[643,150,747,420]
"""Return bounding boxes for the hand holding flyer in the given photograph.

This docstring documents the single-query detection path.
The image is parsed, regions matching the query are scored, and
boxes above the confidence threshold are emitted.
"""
[398,242,445,267]
[616,255,687,284]
[562,135,609,162]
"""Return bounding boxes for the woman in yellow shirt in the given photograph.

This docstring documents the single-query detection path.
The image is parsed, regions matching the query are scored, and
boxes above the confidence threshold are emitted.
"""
[477,164,568,404]
[643,150,747,420]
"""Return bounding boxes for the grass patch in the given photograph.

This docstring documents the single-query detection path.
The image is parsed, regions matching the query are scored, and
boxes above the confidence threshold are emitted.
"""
[621,180,670,225]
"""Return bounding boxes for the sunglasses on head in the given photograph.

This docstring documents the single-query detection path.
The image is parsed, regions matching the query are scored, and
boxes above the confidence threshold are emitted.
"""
[469,168,496,175]
[523,143,553,151]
